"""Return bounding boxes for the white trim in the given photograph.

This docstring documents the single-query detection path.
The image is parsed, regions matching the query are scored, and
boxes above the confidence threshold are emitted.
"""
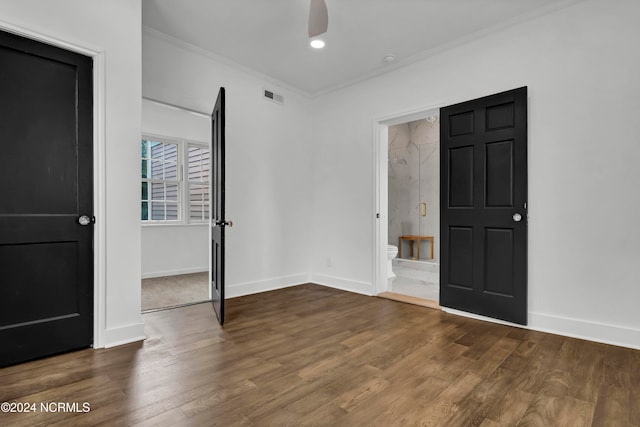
[310,274,375,296]
[528,312,640,351]
[141,222,209,228]
[93,51,107,349]
[372,104,443,296]
[103,322,146,349]
[143,96,209,118]
[226,274,310,299]
[143,132,208,149]
[0,20,109,349]
[142,267,208,280]
[442,307,640,351]
[0,18,104,57]
[372,120,387,295]
[142,26,308,99]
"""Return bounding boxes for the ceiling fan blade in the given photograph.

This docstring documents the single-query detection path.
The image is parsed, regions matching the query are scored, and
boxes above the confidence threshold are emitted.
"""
[308,0,328,38]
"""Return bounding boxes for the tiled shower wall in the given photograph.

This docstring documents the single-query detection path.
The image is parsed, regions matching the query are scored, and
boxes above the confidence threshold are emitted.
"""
[388,116,440,262]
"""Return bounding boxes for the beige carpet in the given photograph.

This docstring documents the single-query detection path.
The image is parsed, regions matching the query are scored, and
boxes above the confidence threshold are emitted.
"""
[142,272,210,311]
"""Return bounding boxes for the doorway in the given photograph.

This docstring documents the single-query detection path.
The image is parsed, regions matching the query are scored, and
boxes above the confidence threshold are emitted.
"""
[139,100,213,313]
[386,112,440,305]
[374,106,442,305]
[375,88,528,325]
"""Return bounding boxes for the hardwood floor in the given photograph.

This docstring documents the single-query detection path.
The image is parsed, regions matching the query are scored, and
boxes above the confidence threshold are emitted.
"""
[0,284,638,426]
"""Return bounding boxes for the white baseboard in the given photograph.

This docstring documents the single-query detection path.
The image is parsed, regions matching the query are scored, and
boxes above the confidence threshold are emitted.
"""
[102,322,146,348]
[441,307,640,350]
[226,273,310,298]
[142,267,208,279]
[528,311,640,350]
[310,274,375,296]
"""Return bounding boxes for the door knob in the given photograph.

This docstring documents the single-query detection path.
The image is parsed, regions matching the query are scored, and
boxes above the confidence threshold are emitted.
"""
[512,213,522,222]
[78,215,94,226]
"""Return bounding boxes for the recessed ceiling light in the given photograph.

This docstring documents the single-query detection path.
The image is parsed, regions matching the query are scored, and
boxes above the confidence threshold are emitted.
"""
[383,54,396,64]
[310,38,325,49]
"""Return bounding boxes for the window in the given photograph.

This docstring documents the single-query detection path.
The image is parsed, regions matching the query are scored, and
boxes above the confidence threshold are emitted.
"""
[141,137,209,224]
[187,144,210,222]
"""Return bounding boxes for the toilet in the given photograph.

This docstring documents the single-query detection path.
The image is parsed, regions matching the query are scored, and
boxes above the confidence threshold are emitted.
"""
[387,245,398,278]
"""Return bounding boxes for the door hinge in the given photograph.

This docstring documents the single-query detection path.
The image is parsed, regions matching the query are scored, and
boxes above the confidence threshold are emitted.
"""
[376,213,380,219]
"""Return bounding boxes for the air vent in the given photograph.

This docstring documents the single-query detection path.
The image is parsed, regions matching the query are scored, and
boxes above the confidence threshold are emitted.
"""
[263,88,284,105]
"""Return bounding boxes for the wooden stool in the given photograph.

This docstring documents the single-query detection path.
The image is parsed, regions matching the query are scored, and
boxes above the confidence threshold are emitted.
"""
[398,235,434,260]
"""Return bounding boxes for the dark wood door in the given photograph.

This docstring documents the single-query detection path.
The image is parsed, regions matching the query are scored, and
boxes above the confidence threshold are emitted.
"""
[0,30,93,366]
[211,88,226,325]
[440,87,527,325]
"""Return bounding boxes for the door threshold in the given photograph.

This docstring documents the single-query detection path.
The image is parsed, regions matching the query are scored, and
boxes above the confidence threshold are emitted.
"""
[377,292,441,310]
[142,299,211,314]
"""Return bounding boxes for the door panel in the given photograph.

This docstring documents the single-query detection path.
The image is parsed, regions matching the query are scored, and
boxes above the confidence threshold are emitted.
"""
[211,87,226,325]
[448,227,474,289]
[449,110,474,136]
[0,242,79,325]
[485,140,514,207]
[448,146,474,207]
[484,228,514,296]
[0,30,93,366]
[0,48,79,214]
[440,87,527,325]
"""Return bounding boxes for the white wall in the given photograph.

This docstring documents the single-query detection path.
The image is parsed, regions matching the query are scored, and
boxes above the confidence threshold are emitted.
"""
[143,30,314,296]
[310,0,640,348]
[141,99,209,278]
[141,224,208,278]
[0,0,144,347]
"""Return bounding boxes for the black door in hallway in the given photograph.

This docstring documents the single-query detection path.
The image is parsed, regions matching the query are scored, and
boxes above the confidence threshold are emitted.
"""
[0,30,94,365]
[211,87,227,325]
[440,87,528,324]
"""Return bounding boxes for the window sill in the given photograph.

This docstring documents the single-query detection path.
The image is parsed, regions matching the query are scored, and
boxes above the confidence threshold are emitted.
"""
[141,222,209,228]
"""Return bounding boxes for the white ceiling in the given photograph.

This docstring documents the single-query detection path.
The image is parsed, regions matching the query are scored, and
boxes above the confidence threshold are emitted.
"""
[142,0,578,96]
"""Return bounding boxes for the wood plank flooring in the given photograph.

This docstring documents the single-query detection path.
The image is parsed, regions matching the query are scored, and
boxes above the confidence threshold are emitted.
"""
[0,284,638,426]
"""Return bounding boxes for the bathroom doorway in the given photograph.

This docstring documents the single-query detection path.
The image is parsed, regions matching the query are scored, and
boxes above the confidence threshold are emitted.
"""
[387,114,440,303]
[373,107,441,307]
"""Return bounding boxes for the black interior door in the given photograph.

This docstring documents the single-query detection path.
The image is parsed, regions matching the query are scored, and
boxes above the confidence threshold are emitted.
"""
[0,30,94,366]
[211,87,226,325]
[440,87,528,325]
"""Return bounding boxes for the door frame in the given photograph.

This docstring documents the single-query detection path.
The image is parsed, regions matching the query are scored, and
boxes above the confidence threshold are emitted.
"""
[0,20,108,348]
[373,93,529,327]
[373,104,443,295]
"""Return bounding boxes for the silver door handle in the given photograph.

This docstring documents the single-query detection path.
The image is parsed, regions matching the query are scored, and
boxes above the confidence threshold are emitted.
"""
[78,215,94,226]
[512,213,522,222]
[213,219,233,227]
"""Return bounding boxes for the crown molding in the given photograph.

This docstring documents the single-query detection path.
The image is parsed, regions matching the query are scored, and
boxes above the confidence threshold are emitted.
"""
[142,25,311,99]
[310,0,586,97]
